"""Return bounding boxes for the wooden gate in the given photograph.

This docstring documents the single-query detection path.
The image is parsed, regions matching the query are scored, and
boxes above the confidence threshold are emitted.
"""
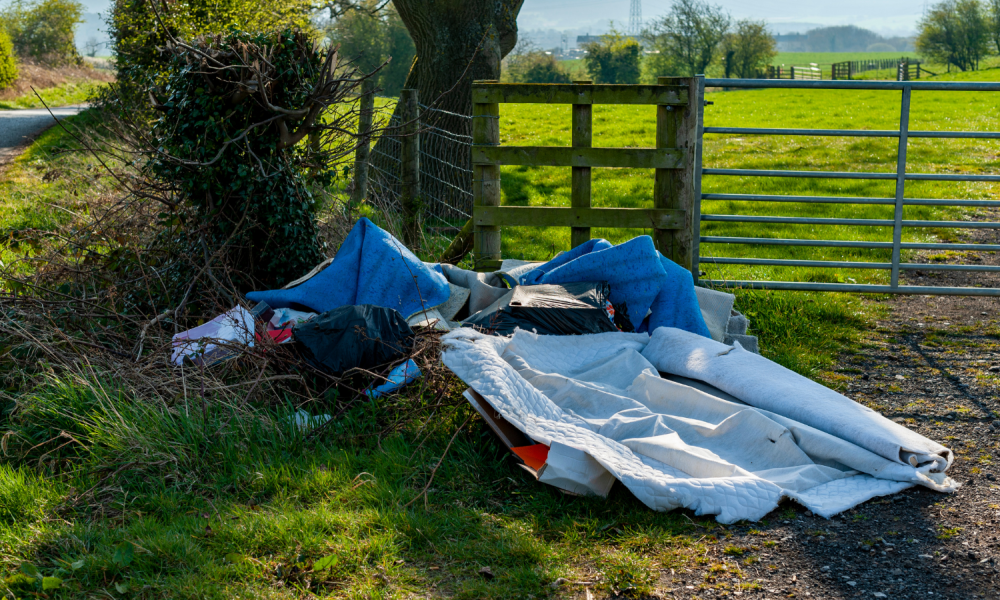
[471,77,701,272]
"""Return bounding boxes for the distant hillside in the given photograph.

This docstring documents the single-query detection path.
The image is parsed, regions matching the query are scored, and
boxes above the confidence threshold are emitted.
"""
[776,25,914,53]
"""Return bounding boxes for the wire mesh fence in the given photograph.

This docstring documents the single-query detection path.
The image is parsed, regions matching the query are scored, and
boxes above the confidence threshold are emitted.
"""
[419,102,473,228]
[367,112,403,215]
[366,99,473,237]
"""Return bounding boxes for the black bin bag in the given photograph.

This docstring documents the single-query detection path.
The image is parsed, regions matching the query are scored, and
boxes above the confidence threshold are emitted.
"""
[463,282,630,336]
[292,305,414,375]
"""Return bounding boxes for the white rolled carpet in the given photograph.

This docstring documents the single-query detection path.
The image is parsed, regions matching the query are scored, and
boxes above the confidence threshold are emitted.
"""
[642,327,955,490]
[441,328,956,523]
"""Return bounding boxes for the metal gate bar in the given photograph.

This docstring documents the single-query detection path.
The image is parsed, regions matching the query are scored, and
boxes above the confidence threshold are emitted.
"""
[695,77,1000,295]
[705,127,1000,139]
[702,194,1000,207]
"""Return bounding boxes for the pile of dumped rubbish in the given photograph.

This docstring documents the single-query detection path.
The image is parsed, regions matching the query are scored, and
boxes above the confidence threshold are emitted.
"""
[173,218,957,523]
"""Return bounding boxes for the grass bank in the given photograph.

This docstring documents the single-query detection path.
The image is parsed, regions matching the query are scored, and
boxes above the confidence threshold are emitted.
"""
[0,62,113,109]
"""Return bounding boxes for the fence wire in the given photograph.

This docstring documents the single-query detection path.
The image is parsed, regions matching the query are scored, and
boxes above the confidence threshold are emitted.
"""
[367,112,402,215]
[419,102,473,227]
[366,102,473,235]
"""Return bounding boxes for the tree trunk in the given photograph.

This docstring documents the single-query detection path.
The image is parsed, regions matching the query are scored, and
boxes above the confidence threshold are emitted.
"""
[368,0,523,225]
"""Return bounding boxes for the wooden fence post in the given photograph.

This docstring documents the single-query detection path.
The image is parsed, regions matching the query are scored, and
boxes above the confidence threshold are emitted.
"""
[654,76,697,270]
[400,88,420,249]
[571,79,593,249]
[473,82,501,271]
[351,78,375,207]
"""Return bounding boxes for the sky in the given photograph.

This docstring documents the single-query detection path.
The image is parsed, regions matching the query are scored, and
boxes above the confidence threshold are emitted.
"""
[77,0,924,41]
[517,0,924,36]
[80,0,108,13]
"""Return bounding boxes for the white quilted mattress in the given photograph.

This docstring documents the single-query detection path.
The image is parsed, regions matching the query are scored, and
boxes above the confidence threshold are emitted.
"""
[441,327,957,523]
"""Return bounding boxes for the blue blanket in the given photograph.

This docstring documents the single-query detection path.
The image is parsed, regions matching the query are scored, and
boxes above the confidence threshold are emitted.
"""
[246,218,450,319]
[519,236,710,337]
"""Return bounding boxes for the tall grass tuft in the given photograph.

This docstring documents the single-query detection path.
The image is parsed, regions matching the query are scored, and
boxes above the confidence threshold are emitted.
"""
[5,369,310,501]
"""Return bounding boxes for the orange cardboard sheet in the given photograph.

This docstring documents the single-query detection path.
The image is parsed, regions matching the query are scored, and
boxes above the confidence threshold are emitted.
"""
[511,444,549,471]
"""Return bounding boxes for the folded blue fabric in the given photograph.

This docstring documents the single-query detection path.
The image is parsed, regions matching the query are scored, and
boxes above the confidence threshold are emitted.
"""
[519,236,710,337]
[246,218,450,318]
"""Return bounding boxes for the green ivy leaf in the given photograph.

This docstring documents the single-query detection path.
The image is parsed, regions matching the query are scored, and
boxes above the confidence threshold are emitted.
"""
[115,581,130,593]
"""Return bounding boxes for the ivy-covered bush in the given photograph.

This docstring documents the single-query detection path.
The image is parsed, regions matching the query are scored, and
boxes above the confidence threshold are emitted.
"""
[147,30,357,290]
[109,0,314,101]
[0,28,17,90]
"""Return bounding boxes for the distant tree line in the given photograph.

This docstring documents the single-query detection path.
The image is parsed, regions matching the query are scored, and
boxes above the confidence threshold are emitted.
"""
[917,0,1000,71]
[504,38,573,84]
[504,0,777,85]
[0,0,83,70]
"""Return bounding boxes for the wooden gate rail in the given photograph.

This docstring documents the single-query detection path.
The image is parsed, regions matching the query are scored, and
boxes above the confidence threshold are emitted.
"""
[471,78,700,273]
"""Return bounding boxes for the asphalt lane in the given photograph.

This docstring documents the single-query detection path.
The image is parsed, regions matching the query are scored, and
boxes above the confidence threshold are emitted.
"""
[0,105,88,151]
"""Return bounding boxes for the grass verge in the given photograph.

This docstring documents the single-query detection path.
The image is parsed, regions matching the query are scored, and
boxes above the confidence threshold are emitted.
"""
[0,110,107,238]
[0,370,725,599]
[2,69,997,598]
[0,80,104,110]
[0,62,113,110]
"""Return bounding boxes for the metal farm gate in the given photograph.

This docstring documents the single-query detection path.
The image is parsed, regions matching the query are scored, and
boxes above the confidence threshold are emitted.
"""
[358,79,1000,296]
[694,77,1000,296]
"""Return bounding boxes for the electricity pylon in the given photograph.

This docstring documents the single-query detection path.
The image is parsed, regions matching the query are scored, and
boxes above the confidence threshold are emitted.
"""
[628,0,642,37]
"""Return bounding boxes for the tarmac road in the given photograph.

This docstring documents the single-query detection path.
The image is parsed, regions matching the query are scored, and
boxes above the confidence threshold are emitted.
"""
[0,105,88,155]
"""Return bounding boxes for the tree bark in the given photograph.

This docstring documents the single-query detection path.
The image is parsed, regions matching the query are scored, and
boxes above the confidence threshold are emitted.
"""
[368,0,523,225]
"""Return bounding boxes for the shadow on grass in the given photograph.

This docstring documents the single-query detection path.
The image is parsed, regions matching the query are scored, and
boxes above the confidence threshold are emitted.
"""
[0,373,710,599]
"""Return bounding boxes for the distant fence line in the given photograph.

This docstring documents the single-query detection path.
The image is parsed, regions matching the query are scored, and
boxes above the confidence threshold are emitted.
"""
[756,57,926,81]
[832,57,923,80]
[764,64,822,80]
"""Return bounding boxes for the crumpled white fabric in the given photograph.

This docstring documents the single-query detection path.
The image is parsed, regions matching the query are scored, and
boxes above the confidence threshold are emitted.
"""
[441,328,956,523]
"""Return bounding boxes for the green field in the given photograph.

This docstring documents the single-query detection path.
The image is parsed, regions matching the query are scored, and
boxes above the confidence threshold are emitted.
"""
[491,67,1000,370]
[496,68,1000,270]
[555,58,588,79]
